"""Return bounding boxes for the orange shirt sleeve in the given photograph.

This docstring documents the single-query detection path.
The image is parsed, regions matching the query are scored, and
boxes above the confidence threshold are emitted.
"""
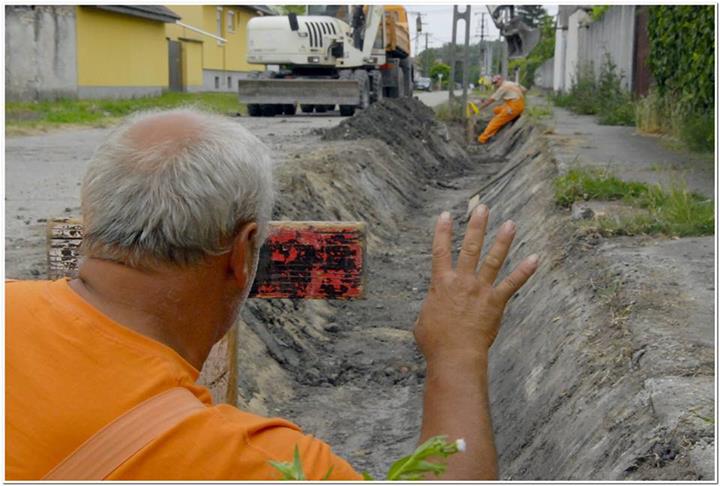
[107,404,363,480]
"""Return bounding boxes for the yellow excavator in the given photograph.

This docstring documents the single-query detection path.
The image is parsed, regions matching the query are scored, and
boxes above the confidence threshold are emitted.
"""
[239,5,413,117]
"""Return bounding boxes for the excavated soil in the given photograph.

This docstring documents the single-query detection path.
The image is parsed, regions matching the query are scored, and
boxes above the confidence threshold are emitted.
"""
[5,97,713,480]
[235,98,714,480]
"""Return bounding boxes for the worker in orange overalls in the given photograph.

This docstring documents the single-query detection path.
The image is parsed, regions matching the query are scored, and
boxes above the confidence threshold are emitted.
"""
[476,74,527,144]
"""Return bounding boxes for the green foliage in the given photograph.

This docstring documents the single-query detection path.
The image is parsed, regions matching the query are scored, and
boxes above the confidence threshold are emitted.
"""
[590,6,609,21]
[270,436,464,481]
[526,104,553,120]
[269,446,307,480]
[551,54,635,126]
[384,436,464,480]
[648,6,715,114]
[509,14,556,88]
[276,5,306,15]
[6,92,243,131]
[434,100,464,122]
[554,168,648,207]
[636,88,714,153]
[555,167,714,237]
[429,63,450,83]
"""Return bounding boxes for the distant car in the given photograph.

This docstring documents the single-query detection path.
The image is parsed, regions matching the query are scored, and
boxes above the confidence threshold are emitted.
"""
[414,77,432,91]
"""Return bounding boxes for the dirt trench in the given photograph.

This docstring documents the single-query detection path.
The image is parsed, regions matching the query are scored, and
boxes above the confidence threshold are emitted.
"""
[233,99,714,480]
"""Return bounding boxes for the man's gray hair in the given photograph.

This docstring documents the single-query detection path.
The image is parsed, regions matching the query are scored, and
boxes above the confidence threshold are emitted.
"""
[80,108,275,268]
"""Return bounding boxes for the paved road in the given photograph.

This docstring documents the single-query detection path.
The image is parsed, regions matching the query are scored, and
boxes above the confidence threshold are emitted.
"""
[415,90,448,107]
[5,92,450,279]
[541,100,714,198]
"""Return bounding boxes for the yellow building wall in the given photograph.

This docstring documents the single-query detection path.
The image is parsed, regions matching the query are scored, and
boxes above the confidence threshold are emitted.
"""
[182,41,203,87]
[75,7,168,87]
[165,5,259,73]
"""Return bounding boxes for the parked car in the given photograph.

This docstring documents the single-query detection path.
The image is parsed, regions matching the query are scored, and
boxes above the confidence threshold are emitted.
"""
[414,77,432,91]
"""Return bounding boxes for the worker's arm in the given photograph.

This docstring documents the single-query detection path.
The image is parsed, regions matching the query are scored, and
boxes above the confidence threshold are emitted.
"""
[414,206,539,479]
[478,97,495,110]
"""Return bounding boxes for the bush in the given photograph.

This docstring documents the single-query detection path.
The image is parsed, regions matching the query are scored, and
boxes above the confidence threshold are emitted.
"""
[551,53,635,126]
[678,111,714,152]
[636,88,714,152]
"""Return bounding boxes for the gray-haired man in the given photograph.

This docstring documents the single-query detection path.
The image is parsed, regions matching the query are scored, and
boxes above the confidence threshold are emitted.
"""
[6,109,537,479]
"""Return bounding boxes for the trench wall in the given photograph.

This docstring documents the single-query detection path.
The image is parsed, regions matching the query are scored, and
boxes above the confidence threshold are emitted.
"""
[471,116,712,480]
[227,99,712,479]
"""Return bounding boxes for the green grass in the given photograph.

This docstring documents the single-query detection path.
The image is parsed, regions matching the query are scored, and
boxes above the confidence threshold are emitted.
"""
[6,92,244,133]
[526,104,553,120]
[555,167,714,237]
[434,100,465,122]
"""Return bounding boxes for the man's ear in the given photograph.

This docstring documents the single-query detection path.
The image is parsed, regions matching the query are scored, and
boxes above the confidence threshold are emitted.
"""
[229,222,258,288]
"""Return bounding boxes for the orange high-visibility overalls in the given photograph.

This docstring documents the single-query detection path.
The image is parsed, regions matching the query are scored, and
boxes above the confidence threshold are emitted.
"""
[478,85,525,144]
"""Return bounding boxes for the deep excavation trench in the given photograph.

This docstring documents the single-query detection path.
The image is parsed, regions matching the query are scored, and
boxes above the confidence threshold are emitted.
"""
[231,99,713,480]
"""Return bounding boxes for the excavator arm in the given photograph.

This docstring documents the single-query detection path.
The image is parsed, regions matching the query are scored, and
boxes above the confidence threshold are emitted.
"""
[487,5,540,59]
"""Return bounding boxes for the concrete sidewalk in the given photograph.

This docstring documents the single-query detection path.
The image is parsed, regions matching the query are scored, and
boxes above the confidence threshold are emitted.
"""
[533,97,714,199]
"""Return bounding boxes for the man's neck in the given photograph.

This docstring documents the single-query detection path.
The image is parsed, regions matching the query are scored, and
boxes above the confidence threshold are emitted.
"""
[69,257,236,370]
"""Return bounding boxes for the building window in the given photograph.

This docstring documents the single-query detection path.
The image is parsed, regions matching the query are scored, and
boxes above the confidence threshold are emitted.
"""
[227,10,235,33]
[227,76,232,89]
[214,76,220,89]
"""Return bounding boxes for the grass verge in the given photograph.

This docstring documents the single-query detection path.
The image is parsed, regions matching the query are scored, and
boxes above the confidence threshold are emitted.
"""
[6,92,244,134]
[555,167,714,237]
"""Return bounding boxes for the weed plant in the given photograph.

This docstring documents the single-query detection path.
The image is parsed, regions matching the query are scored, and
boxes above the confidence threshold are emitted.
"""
[636,88,714,153]
[555,167,714,237]
[551,54,635,126]
[434,101,465,123]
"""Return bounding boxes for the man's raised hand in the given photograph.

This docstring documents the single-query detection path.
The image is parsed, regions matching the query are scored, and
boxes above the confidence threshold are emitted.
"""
[414,205,539,364]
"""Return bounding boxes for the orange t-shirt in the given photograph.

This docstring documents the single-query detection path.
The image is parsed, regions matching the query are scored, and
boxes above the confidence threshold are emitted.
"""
[5,279,362,480]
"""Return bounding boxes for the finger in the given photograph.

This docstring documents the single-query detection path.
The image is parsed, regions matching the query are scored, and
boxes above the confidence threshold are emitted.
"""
[431,211,453,279]
[456,204,489,274]
[477,220,516,285]
[495,254,539,302]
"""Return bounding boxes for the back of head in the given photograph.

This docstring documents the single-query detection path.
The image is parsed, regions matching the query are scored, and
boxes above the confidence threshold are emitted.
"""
[80,108,275,269]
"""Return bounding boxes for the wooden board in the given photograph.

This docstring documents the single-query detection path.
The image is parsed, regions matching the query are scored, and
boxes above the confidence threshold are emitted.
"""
[47,218,366,299]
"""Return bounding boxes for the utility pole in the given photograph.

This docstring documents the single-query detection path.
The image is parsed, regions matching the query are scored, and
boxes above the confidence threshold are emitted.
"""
[409,12,427,56]
[449,4,471,112]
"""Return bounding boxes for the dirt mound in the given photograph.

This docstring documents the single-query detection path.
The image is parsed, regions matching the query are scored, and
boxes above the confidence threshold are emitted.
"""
[323,98,471,178]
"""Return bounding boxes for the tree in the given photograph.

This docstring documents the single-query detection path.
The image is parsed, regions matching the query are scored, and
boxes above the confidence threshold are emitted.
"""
[277,5,305,15]
[516,5,546,27]
[429,63,450,84]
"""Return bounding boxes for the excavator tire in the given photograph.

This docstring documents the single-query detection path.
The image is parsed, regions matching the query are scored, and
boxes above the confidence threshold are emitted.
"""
[339,105,356,117]
[282,104,297,115]
[400,57,413,97]
[300,104,314,113]
[247,104,262,117]
[370,70,383,103]
[260,104,276,117]
[353,70,370,109]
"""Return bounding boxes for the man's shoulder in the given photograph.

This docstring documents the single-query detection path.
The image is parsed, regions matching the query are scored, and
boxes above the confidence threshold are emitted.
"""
[111,403,361,480]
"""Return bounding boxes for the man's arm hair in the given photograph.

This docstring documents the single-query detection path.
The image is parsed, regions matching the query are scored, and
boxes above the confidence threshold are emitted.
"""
[414,208,538,479]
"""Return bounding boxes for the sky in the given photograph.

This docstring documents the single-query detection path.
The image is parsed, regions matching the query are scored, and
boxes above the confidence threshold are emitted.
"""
[407,4,559,55]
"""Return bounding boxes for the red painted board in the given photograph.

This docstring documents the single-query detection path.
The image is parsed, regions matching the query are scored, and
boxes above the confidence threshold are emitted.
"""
[251,221,366,299]
[47,219,366,300]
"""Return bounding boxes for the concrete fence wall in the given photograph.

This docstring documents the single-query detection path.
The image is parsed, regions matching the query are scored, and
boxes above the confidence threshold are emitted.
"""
[553,5,637,93]
[578,5,636,91]
[5,6,78,101]
[534,57,554,90]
